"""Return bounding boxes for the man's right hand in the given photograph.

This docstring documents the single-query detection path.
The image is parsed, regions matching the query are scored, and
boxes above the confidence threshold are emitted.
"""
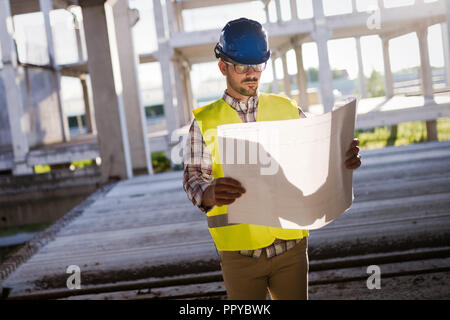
[202,177,246,208]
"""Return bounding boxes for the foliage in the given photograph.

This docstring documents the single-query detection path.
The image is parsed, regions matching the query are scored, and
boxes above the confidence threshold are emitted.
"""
[366,70,385,97]
[151,151,172,173]
[356,118,450,150]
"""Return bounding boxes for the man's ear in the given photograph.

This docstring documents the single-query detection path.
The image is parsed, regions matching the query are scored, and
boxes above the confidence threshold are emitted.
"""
[218,60,227,76]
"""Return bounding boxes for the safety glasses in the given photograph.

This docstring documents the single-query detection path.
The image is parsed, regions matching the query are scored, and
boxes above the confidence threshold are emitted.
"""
[222,60,267,74]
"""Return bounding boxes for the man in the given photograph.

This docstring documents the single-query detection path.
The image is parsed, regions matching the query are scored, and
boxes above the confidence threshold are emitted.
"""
[183,18,361,300]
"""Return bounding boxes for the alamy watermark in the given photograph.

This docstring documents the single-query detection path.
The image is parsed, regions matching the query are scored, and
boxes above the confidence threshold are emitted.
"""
[66,265,81,290]
[366,265,381,290]
[366,4,381,30]
[170,125,281,176]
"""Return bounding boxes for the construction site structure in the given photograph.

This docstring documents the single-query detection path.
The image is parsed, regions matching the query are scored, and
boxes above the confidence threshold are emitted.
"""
[0,0,449,185]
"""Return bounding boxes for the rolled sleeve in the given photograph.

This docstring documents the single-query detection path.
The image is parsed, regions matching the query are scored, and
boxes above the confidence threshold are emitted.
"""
[182,119,214,213]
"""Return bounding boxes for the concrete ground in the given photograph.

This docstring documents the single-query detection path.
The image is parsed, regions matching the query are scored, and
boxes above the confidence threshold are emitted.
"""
[1,140,450,300]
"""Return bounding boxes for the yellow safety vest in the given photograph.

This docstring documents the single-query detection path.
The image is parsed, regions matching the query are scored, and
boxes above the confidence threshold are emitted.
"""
[193,92,309,251]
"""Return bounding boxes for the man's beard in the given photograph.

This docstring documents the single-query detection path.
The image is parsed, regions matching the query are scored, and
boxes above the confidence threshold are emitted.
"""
[228,75,259,97]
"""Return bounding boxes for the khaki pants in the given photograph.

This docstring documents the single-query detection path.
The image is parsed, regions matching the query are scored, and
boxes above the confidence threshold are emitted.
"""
[219,237,309,300]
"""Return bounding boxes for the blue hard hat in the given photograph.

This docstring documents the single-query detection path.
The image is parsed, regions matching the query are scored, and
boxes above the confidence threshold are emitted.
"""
[214,18,271,65]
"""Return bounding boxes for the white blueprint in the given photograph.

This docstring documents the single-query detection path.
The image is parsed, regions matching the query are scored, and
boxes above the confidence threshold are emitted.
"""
[217,98,357,230]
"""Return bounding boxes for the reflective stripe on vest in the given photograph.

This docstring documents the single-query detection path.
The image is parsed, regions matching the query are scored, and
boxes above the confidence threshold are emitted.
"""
[193,92,309,251]
[207,214,238,228]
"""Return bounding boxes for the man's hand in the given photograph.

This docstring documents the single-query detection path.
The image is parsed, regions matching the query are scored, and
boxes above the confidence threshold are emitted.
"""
[345,138,362,170]
[202,177,246,208]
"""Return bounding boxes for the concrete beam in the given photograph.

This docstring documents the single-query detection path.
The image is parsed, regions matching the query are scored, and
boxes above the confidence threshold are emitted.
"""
[60,51,159,76]
[275,34,308,57]
[9,0,40,16]
[53,0,78,9]
[177,0,251,10]
[79,0,105,7]
[167,1,444,52]
[355,102,450,130]
[0,0,33,175]
[81,2,133,182]
[167,6,443,65]
[139,52,158,64]
[60,61,88,77]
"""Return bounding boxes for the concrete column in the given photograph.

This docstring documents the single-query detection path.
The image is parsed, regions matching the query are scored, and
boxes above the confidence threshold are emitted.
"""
[73,12,84,61]
[153,0,179,135]
[355,37,368,98]
[39,0,71,143]
[0,0,33,175]
[166,0,184,34]
[281,51,292,97]
[184,62,195,122]
[263,0,270,23]
[417,27,437,141]
[352,0,358,12]
[76,115,83,134]
[157,45,179,135]
[312,0,325,18]
[166,0,177,35]
[293,42,310,111]
[444,0,450,87]
[417,28,434,100]
[180,60,194,124]
[381,37,394,98]
[110,0,153,175]
[271,54,280,93]
[312,29,334,113]
[312,0,334,113]
[173,56,189,126]
[442,23,450,87]
[80,75,96,134]
[290,0,298,19]
[275,0,282,22]
[380,36,398,141]
[174,0,184,33]
[80,0,133,182]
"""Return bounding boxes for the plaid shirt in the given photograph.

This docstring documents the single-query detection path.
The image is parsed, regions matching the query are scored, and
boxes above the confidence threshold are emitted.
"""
[182,91,307,259]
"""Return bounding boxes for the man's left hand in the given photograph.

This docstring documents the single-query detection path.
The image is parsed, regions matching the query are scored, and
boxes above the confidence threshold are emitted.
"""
[345,138,361,170]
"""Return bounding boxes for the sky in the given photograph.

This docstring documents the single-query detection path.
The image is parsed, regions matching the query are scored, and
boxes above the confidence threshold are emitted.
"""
[3,0,446,108]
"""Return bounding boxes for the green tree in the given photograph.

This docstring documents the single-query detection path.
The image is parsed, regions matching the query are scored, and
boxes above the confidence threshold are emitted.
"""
[367,70,385,97]
[307,67,318,82]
